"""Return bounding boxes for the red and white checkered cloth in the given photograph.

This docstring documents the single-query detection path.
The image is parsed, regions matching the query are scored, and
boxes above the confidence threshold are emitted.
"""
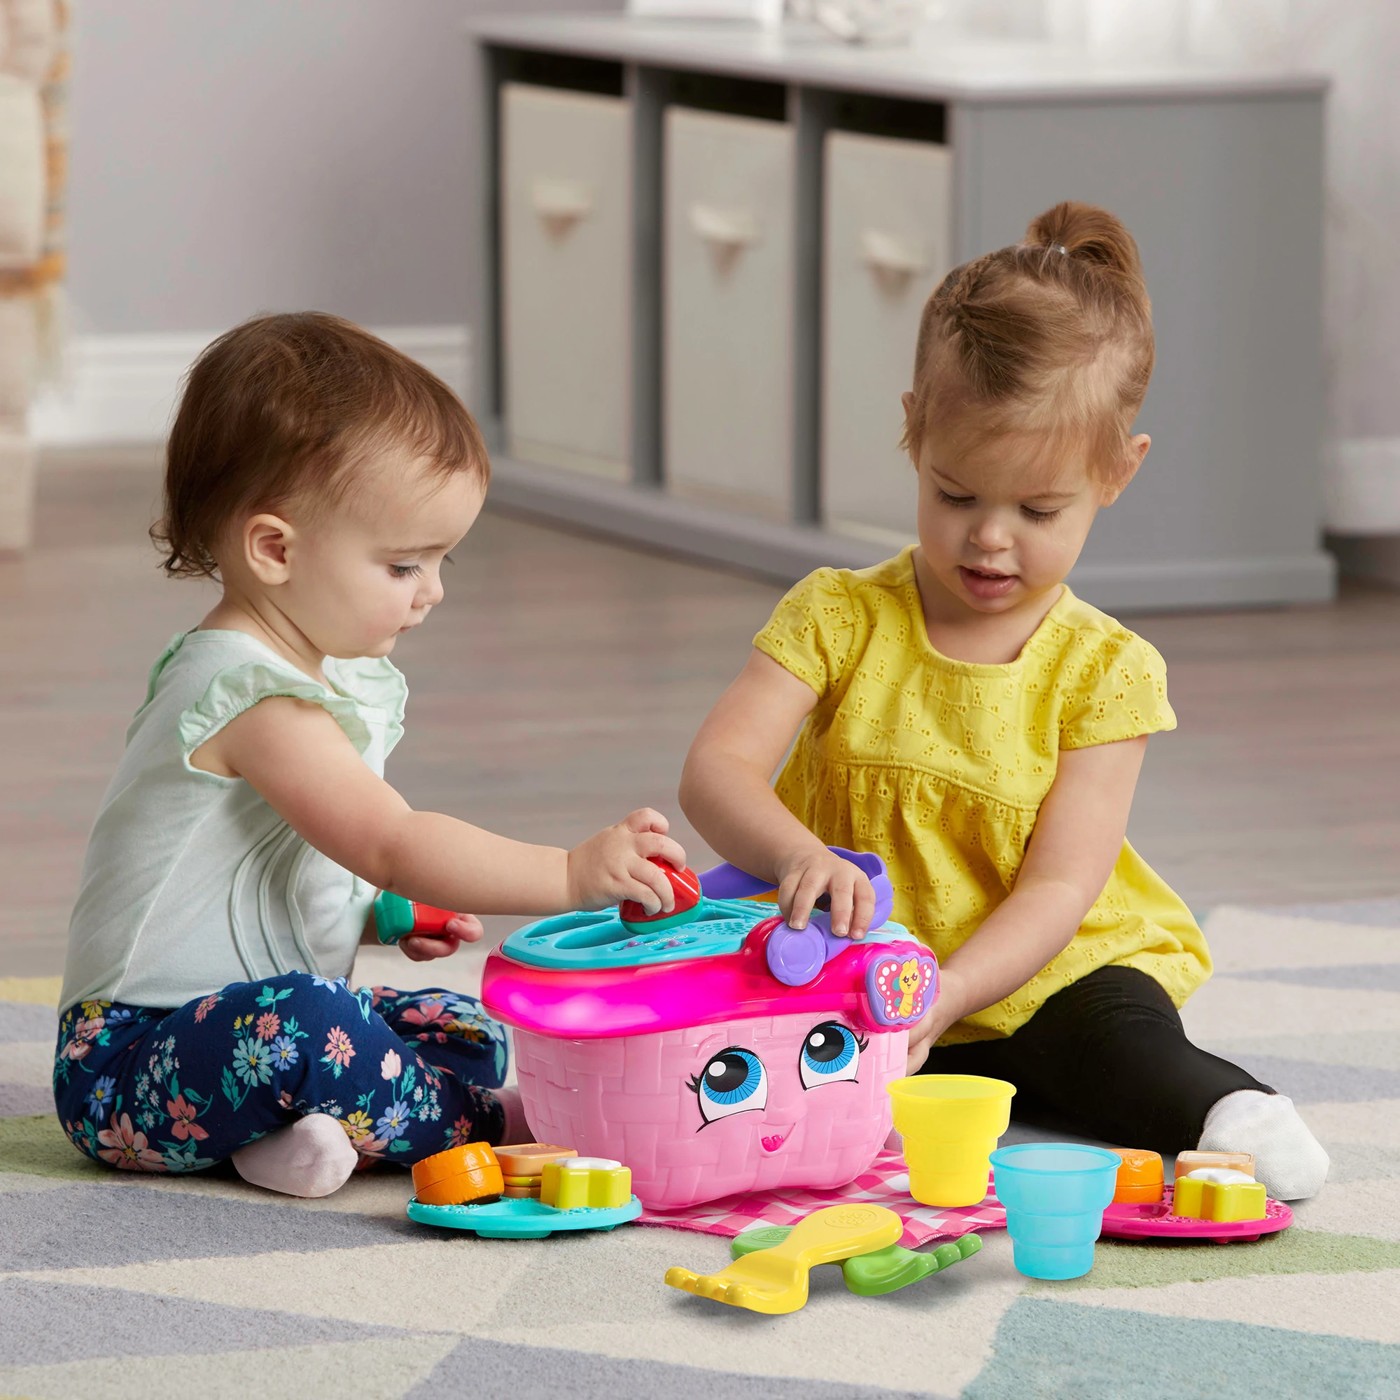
[634,1150,1007,1247]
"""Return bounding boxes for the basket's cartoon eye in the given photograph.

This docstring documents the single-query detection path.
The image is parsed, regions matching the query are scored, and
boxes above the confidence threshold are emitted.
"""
[687,1047,768,1123]
[799,1021,865,1089]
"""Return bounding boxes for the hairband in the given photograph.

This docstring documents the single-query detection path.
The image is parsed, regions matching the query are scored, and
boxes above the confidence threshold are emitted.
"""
[1050,243,1068,255]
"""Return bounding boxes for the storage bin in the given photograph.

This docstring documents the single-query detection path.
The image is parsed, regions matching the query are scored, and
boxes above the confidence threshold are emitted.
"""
[501,83,631,479]
[822,129,952,543]
[663,106,794,519]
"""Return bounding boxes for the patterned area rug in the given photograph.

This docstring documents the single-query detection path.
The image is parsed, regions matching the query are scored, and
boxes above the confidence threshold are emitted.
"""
[2,899,1399,1399]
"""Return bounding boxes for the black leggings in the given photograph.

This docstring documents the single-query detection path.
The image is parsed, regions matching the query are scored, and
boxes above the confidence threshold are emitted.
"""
[920,966,1272,1153]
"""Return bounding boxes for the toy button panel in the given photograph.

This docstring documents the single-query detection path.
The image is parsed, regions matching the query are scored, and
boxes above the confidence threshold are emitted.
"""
[503,900,907,972]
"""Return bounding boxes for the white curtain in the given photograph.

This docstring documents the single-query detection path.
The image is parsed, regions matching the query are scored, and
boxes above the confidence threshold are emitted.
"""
[1293,2,1399,535]
[1179,1,1400,534]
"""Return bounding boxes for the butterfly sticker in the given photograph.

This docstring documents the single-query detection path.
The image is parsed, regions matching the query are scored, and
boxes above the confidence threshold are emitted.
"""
[866,949,938,1028]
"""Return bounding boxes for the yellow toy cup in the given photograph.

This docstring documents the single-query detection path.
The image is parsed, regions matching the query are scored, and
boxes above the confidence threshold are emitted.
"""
[887,1075,1016,1207]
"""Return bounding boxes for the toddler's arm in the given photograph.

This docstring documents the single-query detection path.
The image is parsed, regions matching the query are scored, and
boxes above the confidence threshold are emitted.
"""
[194,695,685,919]
[680,649,877,937]
[906,733,1149,1069]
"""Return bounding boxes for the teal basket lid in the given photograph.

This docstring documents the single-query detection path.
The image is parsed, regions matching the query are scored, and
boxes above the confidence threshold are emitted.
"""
[501,898,907,973]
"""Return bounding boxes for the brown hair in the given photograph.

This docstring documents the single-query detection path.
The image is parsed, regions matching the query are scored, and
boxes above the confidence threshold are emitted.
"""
[152,311,490,578]
[901,201,1154,487]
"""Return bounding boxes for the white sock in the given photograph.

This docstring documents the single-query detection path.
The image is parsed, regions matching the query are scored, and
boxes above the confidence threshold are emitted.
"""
[232,1113,360,1198]
[1197,1090,1329,1201]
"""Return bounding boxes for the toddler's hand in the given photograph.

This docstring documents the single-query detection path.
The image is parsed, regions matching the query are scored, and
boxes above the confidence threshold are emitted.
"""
[904,966,966,1073]
[905,1007,940,1074]
[776,848,876,940]
[567,808,687,914]
[399,913,484,963]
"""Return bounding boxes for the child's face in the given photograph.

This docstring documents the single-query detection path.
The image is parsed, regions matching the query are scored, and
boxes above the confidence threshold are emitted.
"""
[908,423,1118,618]
[279,452,484,660]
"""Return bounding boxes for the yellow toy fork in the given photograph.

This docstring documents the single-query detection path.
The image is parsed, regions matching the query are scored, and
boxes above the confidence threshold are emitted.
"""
[664,1203,903,1315]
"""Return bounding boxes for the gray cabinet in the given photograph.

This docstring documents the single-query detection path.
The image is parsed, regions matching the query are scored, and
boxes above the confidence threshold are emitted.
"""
[664,106,795,519]
[822,128,952,545]
[501,83,632,479]
[468,15,1334,610]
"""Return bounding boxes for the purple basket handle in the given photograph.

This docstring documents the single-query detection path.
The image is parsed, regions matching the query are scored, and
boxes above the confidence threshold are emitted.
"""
[697,848,895,986]
[695,860,773,902]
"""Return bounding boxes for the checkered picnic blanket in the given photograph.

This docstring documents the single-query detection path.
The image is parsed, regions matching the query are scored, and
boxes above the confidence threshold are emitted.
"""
[634,1150,1008,1247]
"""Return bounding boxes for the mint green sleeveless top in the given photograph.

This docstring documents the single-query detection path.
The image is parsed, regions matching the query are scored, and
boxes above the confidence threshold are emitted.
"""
[60,630,407,1012]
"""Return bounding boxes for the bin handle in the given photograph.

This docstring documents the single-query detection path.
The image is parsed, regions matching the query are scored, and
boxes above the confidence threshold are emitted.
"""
[531,178,593,228]
[690,203,759,250]
[860,229,925,278]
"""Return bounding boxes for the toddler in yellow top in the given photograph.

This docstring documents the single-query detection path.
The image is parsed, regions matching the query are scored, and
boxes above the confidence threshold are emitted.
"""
[681,202,1327,1200]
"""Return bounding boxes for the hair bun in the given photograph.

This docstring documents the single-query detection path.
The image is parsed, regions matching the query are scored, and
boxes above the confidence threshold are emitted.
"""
[1026,200,1144,286]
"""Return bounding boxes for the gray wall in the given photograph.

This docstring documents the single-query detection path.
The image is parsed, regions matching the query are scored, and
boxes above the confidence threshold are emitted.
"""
[66,0,622,336]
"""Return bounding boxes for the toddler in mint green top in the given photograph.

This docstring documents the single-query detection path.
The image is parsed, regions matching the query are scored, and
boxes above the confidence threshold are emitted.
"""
[54,313,687,1198]
[62,630,406,1013]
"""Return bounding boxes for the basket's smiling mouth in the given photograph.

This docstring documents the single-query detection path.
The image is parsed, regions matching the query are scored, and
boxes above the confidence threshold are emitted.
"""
[761,1132,788,1153]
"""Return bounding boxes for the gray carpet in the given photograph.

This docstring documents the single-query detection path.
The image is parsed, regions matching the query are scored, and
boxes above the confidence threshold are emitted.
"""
[2,898,1398,1399]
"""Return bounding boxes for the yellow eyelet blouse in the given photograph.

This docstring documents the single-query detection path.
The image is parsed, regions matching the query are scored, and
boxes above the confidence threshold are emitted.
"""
[753,548,1211,1044]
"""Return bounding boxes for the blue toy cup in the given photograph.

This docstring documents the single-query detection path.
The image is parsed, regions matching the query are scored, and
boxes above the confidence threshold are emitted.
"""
[990,1143,1122,1280]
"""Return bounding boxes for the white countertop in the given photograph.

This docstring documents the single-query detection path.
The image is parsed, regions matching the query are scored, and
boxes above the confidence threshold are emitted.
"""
[467,13,1327,105]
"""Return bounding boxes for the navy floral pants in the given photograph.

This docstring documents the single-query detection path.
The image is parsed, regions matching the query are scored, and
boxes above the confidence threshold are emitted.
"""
[52,971,511,1175]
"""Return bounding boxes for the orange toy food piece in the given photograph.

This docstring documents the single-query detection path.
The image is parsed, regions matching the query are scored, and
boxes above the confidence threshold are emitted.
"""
[494,1143,578,1176]
[1173,1150,1255,1180]
[412,1142,504,1206]
[1113,1149,1165,1205]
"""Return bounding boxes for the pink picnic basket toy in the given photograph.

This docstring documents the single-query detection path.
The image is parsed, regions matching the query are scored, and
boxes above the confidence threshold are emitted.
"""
[481,849,938,1209]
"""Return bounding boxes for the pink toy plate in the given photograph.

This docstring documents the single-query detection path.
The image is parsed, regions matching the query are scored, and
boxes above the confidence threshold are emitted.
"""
[1101,1185,1293,1243]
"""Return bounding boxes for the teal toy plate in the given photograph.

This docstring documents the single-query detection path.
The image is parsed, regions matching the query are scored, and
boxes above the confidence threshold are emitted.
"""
[407,1194,643,1238]
[504,900,908,972]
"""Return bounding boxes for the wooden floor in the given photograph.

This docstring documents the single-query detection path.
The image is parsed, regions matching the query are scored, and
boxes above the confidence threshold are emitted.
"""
[3,447,1398,979]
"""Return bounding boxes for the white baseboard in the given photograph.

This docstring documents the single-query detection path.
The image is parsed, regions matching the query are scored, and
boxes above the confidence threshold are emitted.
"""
[31,325,471,447]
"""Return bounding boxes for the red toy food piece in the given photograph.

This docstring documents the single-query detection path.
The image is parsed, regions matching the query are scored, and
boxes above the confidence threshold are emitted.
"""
[620,859,703,927]
[407,902,456,935]
[374,891,458,945]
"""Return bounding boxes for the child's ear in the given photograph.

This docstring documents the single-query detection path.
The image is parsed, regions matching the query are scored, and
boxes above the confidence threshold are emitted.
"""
[1101,434,1150,505]
[244,514,294,585]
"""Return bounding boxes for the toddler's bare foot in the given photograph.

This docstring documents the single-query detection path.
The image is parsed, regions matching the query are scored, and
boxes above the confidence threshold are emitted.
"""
[232,1113,359,1198]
